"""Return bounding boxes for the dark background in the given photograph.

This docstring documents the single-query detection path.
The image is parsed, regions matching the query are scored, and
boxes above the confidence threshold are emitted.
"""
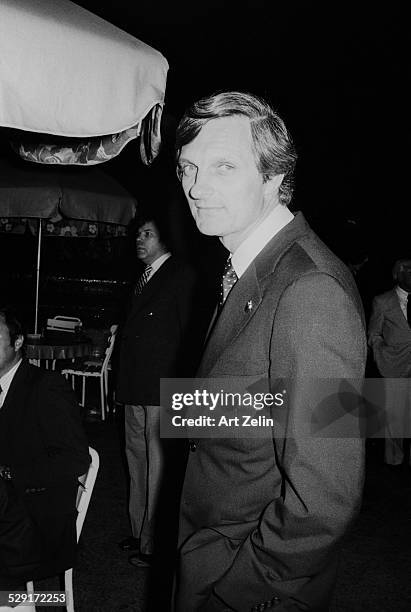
[73,0,404,254]
[64,0,405,262]
[1,0,405,327]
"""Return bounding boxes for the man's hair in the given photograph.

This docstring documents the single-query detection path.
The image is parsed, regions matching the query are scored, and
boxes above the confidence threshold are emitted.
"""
[175,91,298,206]
[131,209,170,250]
[0,307,24,346]
[392,259,411,282]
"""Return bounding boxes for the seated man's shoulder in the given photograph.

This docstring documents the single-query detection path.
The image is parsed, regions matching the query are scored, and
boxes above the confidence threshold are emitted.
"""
[26,362,61,381]
[26,363,74,394]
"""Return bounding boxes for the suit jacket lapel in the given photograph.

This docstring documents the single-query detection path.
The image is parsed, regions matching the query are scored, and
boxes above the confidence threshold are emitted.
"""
[1,361,28,414]
[199,265,262,375]
[389,289,409,329]
[0,362,35,451]
[126,257,174,322]
[199,212,310,376]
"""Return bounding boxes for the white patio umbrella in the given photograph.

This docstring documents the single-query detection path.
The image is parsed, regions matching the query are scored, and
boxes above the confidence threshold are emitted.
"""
[0,0,168,164]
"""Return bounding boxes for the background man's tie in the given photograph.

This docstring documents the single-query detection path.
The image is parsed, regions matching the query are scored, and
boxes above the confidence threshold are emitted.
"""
[134,265,153,296]
[219,258,238,306]
[407,294,411,326]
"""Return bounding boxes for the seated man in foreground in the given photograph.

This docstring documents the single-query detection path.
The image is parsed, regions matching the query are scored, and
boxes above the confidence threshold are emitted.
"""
[0,307,90,583]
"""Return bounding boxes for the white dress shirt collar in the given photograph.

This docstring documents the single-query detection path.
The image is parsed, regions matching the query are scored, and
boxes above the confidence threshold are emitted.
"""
[147,252,171,279]
[0,358,22,409]
[395,285,410,320]
[396,285,409,301]
[231,205,294,278]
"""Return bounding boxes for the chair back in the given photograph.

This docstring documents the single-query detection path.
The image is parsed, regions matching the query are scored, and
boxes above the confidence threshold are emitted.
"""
[76,447,100,539]
[101,325,118,373]
[26,448,99,612]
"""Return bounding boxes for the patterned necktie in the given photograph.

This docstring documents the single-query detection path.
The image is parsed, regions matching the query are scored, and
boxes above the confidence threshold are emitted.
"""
[219,258,238,306]
[134,265,152,296]
[407,294,411,326]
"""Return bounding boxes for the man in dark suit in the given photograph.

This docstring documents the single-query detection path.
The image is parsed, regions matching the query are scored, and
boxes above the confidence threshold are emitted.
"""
[116,213,201,569]
[173,91,367,611]
[0,307,90,582]
[368,259,411,466]
[0,479,43,589]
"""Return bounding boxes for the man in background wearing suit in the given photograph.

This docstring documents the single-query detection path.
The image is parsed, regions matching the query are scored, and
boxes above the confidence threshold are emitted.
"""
[0,307,90,583]
[116,213,201,569]
[368,259,411,467]
[174,91,366,611]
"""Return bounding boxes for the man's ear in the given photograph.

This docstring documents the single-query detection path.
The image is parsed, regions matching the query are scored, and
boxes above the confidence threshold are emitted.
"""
[263,174,284,203]
[14,335,24,351]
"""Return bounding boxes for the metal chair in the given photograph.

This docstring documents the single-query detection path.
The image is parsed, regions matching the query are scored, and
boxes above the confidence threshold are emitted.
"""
[26,447,99,612]
[62,325,118,421]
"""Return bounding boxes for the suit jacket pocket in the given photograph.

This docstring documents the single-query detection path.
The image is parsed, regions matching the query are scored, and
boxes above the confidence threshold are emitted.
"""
[177,527,242,611]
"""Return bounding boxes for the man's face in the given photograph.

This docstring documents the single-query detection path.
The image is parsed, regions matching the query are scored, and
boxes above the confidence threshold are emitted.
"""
[398,262,411,292]
[135,221,166,266]
[0,319,21,377]
[178,116,280,252]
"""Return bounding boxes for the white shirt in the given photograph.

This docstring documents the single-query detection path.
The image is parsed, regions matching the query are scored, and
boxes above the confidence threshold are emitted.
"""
[146,252,171,281]
[0,358,22,409]
[231,205,294,278]
[395,285,410,320]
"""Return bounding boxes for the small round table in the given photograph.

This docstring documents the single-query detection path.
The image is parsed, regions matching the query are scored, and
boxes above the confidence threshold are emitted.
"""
[25,332,93,369]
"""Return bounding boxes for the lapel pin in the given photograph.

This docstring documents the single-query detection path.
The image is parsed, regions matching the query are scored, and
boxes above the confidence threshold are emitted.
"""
[245,300,253,313]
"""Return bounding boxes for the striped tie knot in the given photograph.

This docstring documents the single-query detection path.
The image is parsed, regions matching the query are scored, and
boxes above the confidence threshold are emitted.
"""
[134,265,153,295]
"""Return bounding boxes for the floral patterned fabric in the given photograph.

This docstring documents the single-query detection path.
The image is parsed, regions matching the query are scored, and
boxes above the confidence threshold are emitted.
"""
[11,104,163,167]
[0,217,127,238]
[13,125,140,166]
[139,104,163,166]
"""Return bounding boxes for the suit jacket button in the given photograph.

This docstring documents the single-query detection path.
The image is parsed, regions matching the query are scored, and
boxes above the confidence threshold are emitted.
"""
[189,440,197,452]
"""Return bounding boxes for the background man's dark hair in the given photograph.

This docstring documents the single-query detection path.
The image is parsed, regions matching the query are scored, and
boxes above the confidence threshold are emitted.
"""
[0,307,25,345]
[175,90,298,207]
[392,259,411,283]
[131,208,171,251]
